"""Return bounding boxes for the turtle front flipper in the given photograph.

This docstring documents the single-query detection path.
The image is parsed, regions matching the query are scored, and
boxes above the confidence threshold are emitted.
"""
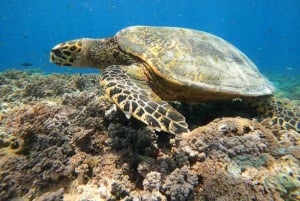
[100,64,189,134]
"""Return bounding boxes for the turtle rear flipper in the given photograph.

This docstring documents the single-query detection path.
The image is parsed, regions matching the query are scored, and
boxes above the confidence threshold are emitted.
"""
[269,97,300,132]
[251,96,300,132]
[100,64,189,134]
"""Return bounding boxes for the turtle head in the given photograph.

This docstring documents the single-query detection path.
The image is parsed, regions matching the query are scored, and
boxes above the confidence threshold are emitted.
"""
[50,37,134,69]
[50,38,101,68]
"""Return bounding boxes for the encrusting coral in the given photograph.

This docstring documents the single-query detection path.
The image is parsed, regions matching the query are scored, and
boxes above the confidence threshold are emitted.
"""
[0,70,299,201]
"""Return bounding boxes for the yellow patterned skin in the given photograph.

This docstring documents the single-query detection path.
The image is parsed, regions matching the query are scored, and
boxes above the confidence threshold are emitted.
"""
[249,96,300,132]
[100,64,189,134]
[50,26,299,134]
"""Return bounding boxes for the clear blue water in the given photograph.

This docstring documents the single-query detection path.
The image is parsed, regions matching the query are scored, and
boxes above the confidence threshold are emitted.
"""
[1,0,300,76]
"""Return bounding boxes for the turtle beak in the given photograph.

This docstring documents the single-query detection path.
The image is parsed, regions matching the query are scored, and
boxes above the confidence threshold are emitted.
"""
[50,48,61,65]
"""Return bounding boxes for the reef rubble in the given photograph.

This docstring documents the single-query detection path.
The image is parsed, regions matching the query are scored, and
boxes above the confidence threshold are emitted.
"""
[0,70,299,201]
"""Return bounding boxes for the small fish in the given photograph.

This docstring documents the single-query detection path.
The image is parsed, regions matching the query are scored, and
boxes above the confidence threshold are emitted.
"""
[22,62,33,67]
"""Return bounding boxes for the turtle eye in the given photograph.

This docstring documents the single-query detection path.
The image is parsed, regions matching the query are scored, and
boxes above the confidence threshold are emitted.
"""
[70,46,77,51]
[67,44,82,53]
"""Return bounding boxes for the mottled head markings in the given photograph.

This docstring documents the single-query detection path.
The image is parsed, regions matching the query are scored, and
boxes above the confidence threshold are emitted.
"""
[50,40,83,66]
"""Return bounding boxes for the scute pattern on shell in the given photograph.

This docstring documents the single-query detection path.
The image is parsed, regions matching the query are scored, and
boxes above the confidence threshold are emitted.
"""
[116,26,274,97]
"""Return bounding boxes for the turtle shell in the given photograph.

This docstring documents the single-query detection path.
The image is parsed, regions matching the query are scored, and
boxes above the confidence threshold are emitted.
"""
[116,26,274,97]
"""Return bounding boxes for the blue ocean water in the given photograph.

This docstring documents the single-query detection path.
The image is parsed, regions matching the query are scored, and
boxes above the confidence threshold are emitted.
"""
[0,2,300,200]
[1,0,300,76]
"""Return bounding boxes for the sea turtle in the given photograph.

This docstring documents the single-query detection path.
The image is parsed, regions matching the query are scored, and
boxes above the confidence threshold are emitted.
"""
[50,26,299,134]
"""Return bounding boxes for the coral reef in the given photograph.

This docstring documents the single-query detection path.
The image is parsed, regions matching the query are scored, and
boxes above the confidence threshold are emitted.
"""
[0,70,299,201]
[179,118,300,201]
[162,166,198,201]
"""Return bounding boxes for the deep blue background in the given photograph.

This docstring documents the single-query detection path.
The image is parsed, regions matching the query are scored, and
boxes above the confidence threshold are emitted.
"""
[0,0,299,75]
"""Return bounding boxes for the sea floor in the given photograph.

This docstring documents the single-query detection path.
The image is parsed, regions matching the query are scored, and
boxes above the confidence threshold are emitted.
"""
[267,71,300,101]
[0,69,299,201]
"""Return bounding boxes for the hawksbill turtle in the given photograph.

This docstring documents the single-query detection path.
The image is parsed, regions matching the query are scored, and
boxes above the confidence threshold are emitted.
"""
[50,26,299,134]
